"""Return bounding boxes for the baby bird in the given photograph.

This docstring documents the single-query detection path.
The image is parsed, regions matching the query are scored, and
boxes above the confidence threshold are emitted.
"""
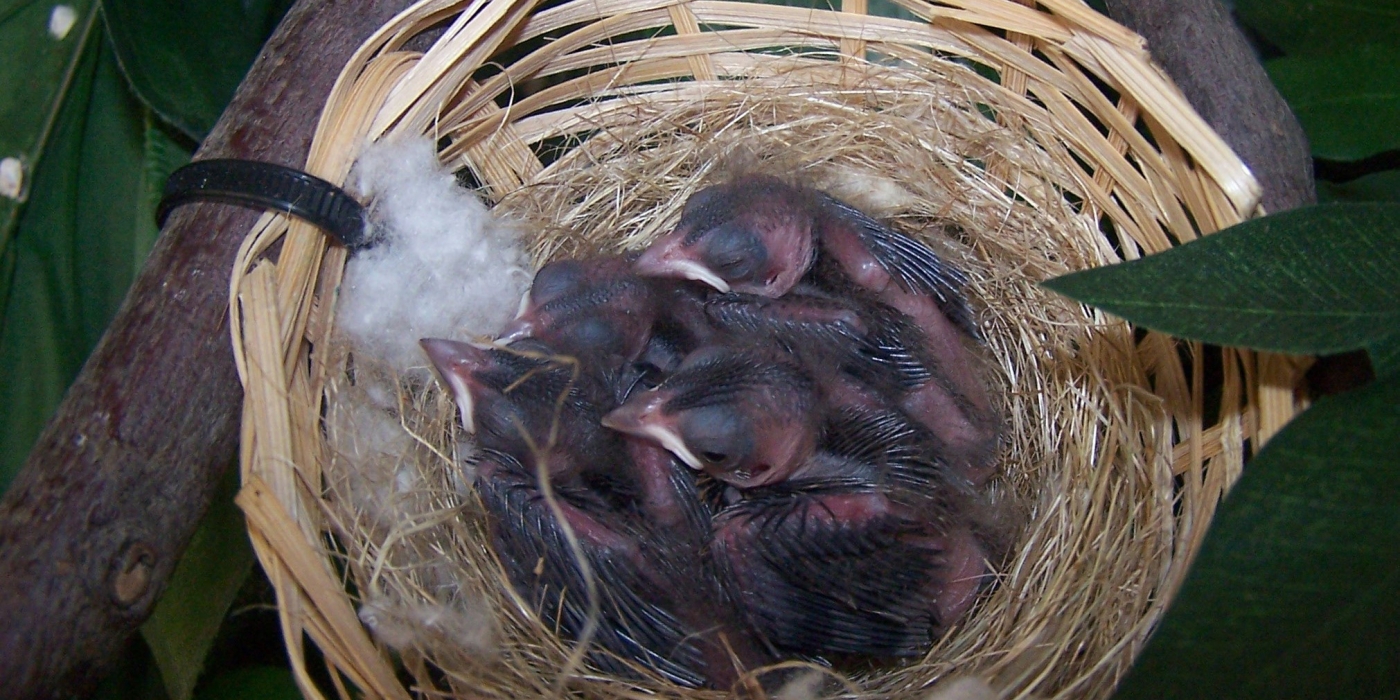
[712,467,990,659]
[633,176,1000,481]
[607,288,1001,491]
[704,286,1001,485]
[633,174,975,335]
[602,335,988,518]
[421,337,770,688]
[499,256,660,362]
[500,255,716,378]
[601,340,823,490]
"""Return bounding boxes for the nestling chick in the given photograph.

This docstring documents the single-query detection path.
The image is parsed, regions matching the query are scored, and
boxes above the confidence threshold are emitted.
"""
[601,340,823,489]
[634,175,1000,481]
[634,173,975,335]
[705,285,1001,485]
[712,470,990,658]
[500,255,717,378]
[606,299,1000,492]
[421,337,771,688]
[499,256,659,361]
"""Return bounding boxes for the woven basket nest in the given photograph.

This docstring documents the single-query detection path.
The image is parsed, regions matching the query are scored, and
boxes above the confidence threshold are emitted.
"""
[228,0,1312,697]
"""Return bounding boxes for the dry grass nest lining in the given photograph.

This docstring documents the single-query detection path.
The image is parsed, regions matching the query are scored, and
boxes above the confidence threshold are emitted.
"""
[311,59,1216,700]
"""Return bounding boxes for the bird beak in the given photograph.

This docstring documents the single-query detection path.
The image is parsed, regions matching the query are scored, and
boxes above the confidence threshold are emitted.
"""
[496,316,535,344]
[601,392,706,471]
[420,338,487,433]
[634,234,731,293]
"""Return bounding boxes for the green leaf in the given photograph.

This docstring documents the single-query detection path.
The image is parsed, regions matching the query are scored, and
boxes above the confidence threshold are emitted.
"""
[1265,45,1400,161]
[91,635,172,700]
[141,466,255,700]
[1041,203,1400,357]
[101,0,292,139]
[1318,170,1400,204]
[0,0,98,240]
[1235,0,1400,57]
[0,29,189,493]
[194,667,301,700]
[1365,329,1400,379]
[1115,374,1400,699]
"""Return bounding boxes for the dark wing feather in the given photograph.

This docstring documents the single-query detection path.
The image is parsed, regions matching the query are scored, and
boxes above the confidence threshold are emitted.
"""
[706,293,876,360]
[822,406,974,516]
[706,292,933,390]
[818,194,978,338]
[476,468,709,687]
[714,485,943,657]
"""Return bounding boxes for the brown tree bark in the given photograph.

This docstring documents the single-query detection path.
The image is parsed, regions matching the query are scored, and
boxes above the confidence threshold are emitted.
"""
[0,0,412,697]
[1105,0,1317,213]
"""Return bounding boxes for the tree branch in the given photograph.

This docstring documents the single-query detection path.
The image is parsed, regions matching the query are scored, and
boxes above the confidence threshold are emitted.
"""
[1106,0,1316,213]
[0,0,413,696]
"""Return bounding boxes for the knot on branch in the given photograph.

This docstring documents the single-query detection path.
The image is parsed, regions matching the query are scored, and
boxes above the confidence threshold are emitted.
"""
[110,541,157,608]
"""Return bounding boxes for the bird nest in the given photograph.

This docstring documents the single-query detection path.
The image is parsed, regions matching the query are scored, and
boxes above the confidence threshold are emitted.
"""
[229,0,1308,698]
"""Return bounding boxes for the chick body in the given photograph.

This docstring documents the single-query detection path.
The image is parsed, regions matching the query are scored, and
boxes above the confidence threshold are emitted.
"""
[422,337,769,688]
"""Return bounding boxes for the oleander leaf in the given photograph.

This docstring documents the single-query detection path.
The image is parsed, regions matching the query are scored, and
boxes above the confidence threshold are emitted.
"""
[101,0,292,139]
[1115,374,1400,698]
[0,0,98,242]
[0,31,188,492]
[1266,45,1400,161]
[1235,0,1400,57]
[1043,203,1400,362]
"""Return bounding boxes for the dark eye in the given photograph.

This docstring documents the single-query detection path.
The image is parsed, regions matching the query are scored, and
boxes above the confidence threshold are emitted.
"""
[560,317,623,356]
[713,256,749,275]
[700,223,766,283]
[679,405,753,473]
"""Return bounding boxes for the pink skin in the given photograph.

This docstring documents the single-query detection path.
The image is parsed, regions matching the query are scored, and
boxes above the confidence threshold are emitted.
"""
[819,228,999,482]
[732,406,818,487]
[881,284,1000,485]
[818,221,893,293]
[931,526,990,629]
[623,436,690,528]
[744,212,815,297]
[633,214,813,299]
[556,495,636,553]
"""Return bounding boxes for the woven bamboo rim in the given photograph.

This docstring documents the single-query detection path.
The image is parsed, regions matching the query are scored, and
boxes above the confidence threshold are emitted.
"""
[228,0,1311,697]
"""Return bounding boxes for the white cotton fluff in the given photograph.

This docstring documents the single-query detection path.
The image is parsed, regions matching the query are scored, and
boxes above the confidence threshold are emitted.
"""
[359,595,495,657]
[337,136,532,373]
[323,376,423,528]
[922,677,1000,700]
[773,670,827,700]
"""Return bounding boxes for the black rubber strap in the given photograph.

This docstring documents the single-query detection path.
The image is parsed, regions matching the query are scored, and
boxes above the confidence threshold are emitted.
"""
[156,159,369,248]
